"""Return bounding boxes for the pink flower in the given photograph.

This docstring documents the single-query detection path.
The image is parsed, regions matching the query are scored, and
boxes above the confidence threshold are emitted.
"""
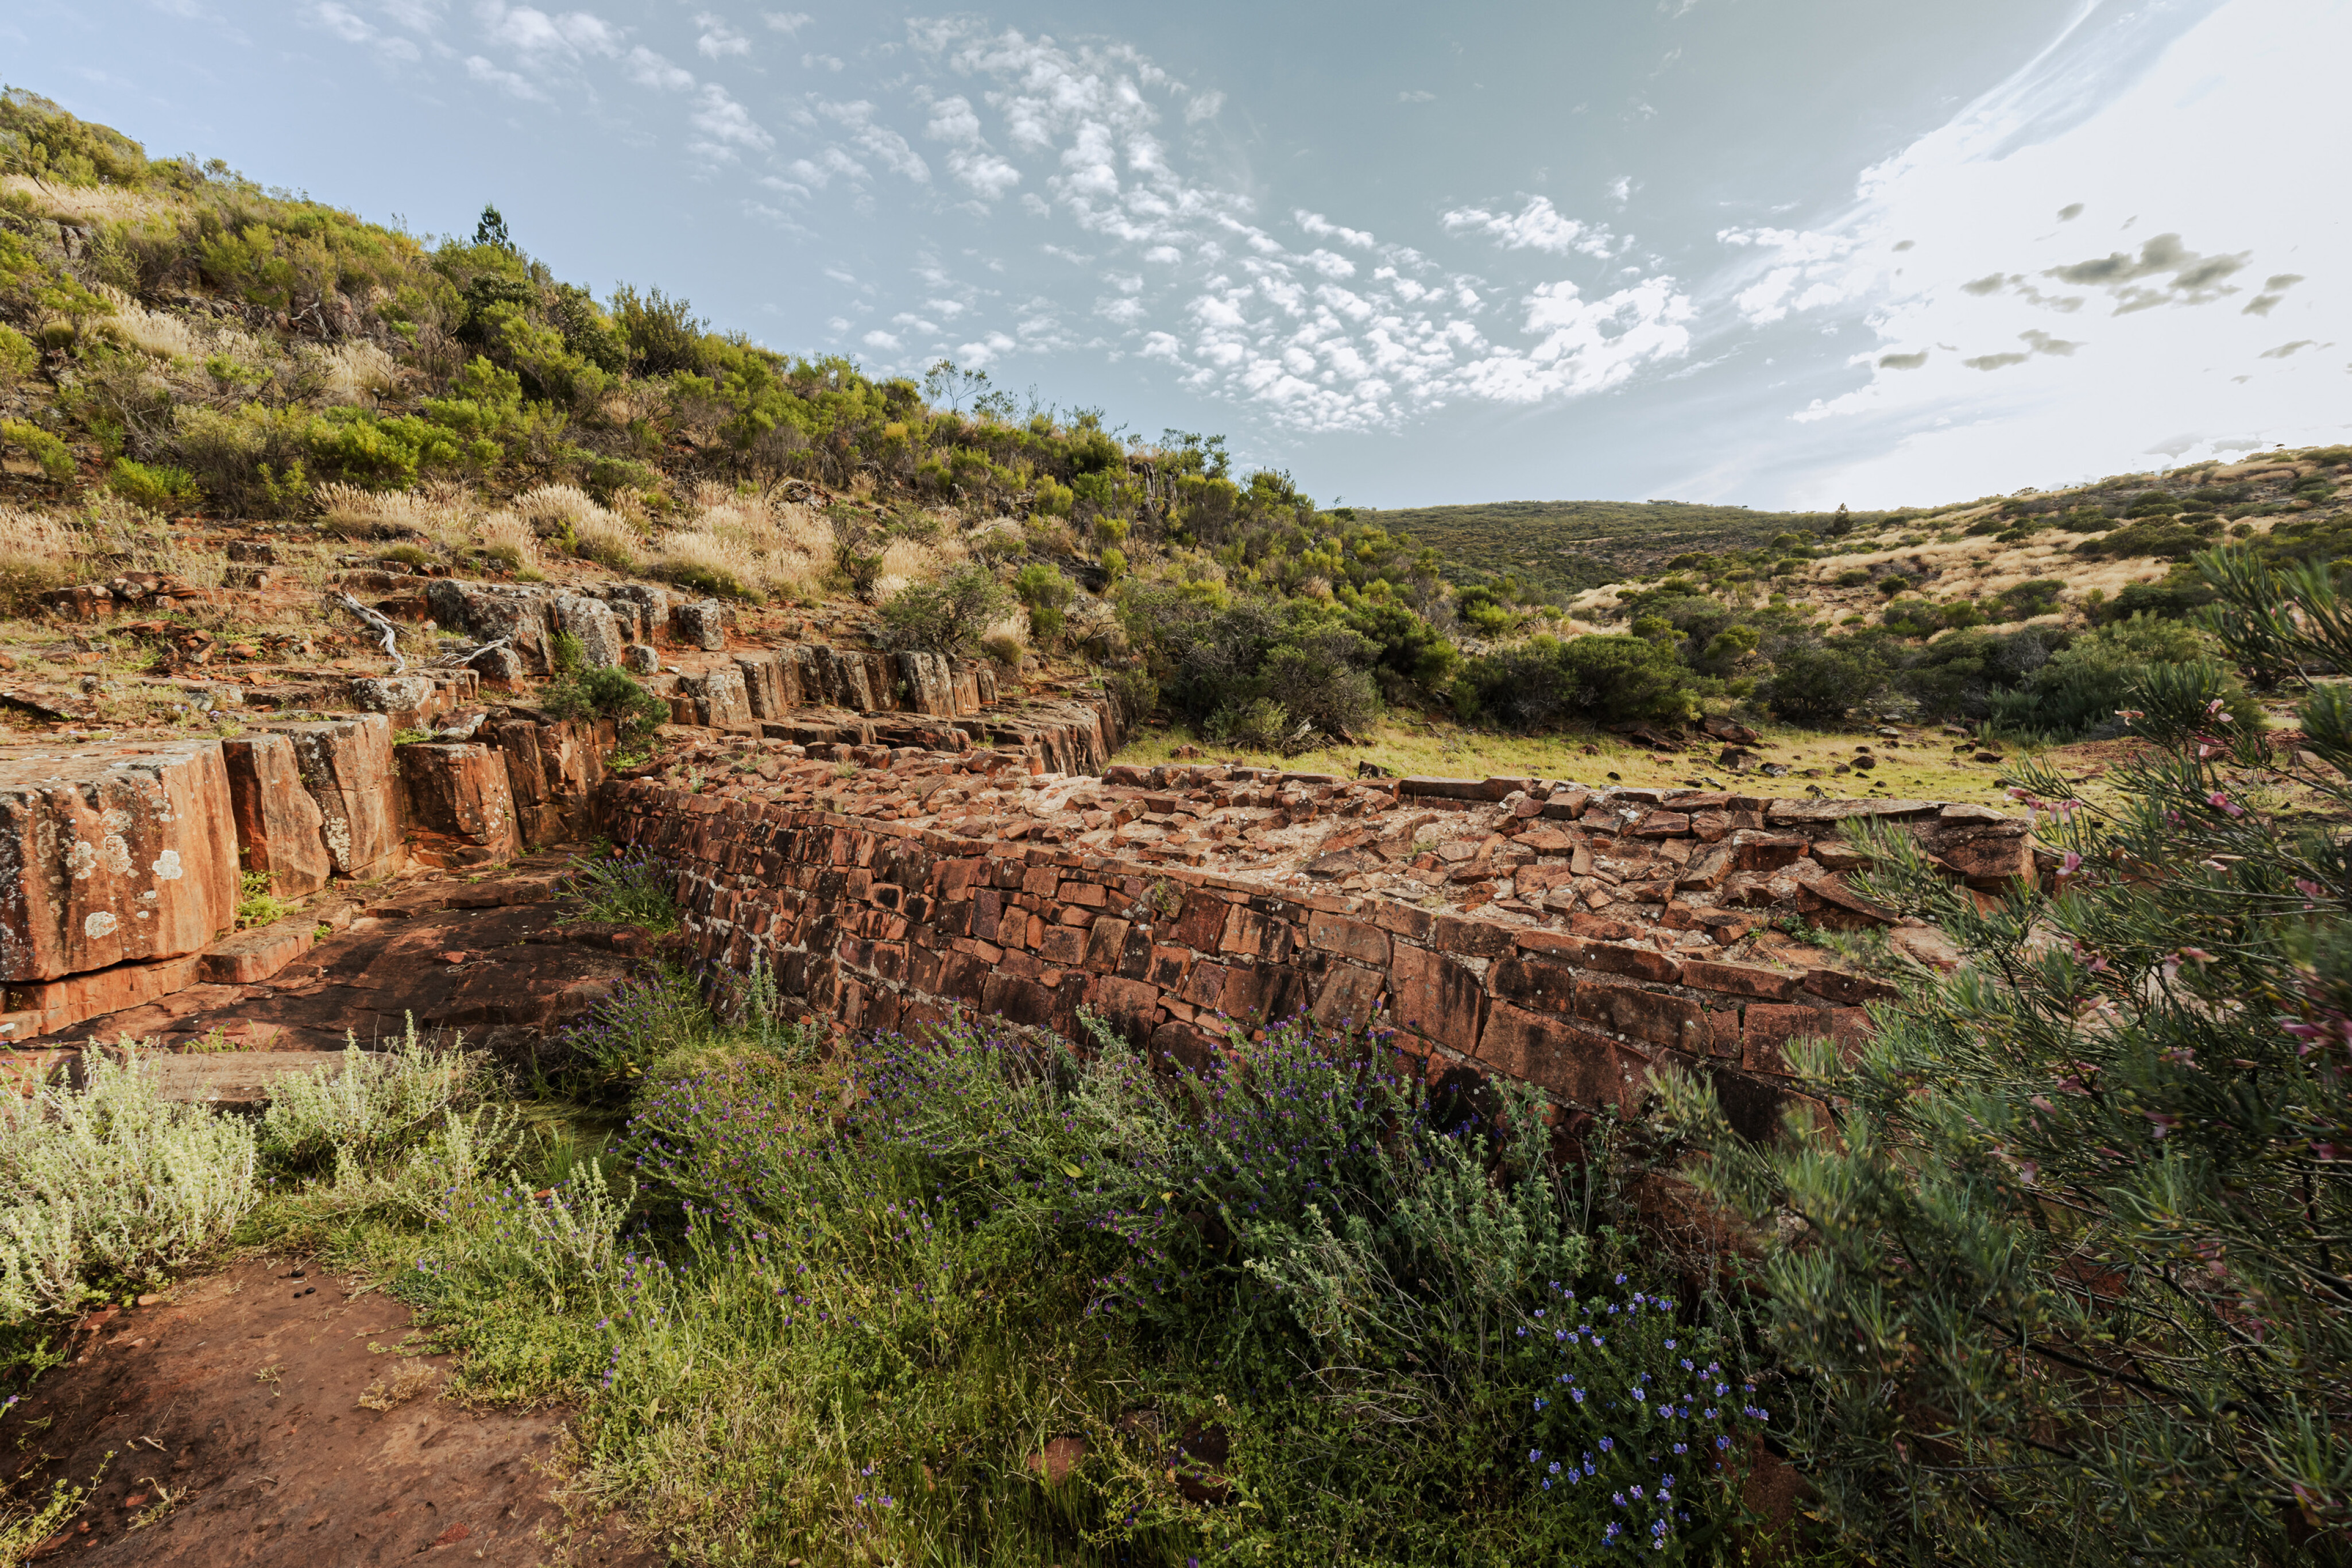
[2207,791,2246,819]
[2315,1143,2342,1162]
[2180,947,2213,963]
[2296,879,2326,901]
[2057,851,2083,879]
[2146,1112,2179,1139]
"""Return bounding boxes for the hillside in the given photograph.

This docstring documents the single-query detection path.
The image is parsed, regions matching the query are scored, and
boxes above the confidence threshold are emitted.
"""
[0,81,2344,790]
[1360,497,1862,600]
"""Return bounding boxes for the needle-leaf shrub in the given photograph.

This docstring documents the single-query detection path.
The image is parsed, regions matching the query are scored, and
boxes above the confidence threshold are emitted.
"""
[1659,542,2352,1565]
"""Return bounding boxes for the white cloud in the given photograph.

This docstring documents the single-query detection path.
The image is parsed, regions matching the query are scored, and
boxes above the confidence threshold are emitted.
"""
[764,10,811,34]
[947,149,1020,199]
[863,330,903,351]
[695,11,749,59]
[1296,210,1376,249]
[1398,88,1436,103]
[1441,195,1615,257]
[464,53,544,99]
[306,2,422,60]
[689,83,773,159]
[625,45,693,91]
[1722,0,2351,502]
[478,2,618,59]
[1184,89,1224,123]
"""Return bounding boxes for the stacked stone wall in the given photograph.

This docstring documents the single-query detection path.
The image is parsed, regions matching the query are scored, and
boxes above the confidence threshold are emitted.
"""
[594,771,2026,1130]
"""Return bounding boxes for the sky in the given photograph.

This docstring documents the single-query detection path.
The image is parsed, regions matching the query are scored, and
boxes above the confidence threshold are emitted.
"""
[5,0,2347,510]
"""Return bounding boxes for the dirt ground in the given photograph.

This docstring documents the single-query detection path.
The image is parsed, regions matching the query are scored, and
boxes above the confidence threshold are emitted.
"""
[2,1259,652,1567]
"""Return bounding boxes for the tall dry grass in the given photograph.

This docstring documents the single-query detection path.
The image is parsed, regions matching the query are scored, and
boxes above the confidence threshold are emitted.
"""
[650,490,835,601]
[0,506,88,611]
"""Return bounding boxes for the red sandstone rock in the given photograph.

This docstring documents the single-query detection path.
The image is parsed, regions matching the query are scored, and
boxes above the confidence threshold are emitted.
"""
[399,742,521,868]
[197,915,317,984]
[0,741,240,982]
[220,733,331,899]
[263,715,401,878]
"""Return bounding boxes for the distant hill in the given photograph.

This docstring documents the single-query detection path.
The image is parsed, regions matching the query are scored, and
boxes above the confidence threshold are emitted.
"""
[1359,499,1870,602]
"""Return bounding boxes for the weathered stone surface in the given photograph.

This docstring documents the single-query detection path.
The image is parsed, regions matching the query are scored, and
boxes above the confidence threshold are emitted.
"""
[349,674,436,717]
[197,915,318,985]
[682,665,755,731]
[220,732,331,899]
[675,600,728,651]
[469,644,528,685]
[622,644,660,675]
[898,651,957,717]
[399,742,521,869]
[0,741,240,982]
[264,715,400,878]
[6,954,202,1033]
[736,652,791,718]
[554,595,625,668]
[455,589,554,673]
[608,583,670,645]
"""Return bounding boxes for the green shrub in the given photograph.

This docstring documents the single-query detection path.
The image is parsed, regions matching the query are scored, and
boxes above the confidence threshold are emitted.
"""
[1659,565,2352,1555]
[1205,695,1293,752]
[1761,641,1882,723]
[876,563,1012,657]
[259,1022,486,1172]
[0,1051,258,1320]
[0,417,74,482]
[1988,613,2253,739]
[0,324,36,382]
[2076,517,2222,560]
[2086,567,2215,625]
[1456,633,1696,730]
[1875,574,1910,595]
[562,847,680,932]
[1011,561,1076,644]
[1834,568,1874,587]
[105,457,198,510]
[541,664,669,747]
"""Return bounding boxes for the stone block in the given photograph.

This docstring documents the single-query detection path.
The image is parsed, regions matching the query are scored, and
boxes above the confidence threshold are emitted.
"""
[1681,959,1803,1001]
[1390,942,1487,1054]
[682,665,755,731]
[220,732,331,899]
[555,595,625,668]
[1489,953,1576,1015]
[1742,1002,1828,1076]
[1307,909,1389,967]
[1312,961,1385,1025]
[349,673,438,726]
[6,954,201,1032]
[609,583,671,645]
[898,651,957,717]
[398,742,521,869]
[1731,834,1810,872]
[263,714,400,878]
[675,600,728,651]
[624,644,660,675]
[0,740,241,982]
[1477,1002,1635,1110]
[1430,911,1514,958]
[1572,978,1707,1053]
[196,915,318,985]
[737,652,790,718]
[1515,930,1682,985]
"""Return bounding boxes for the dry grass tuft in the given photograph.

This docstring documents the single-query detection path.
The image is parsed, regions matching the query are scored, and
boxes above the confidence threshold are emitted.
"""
[315,341,398,405]
[0,506,89,610]
[355,1360,439,1411]
[474,510,540,574]
[90,286,204,363]
[649,491,836,601]
[0,176,169,227]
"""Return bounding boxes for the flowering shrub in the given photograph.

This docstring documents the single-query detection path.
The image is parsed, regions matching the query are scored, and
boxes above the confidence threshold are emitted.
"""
[562,847,680,932]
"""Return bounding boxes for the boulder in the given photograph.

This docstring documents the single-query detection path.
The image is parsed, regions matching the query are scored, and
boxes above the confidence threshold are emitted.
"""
[0,739,241,981]
[608,583,670,645]
[219,733,331,899]
[261,714,401,878]
[555,595,625,668]
[681,665,755,730]
[622,643,660,675]
[350,673,437,720]
[675,600,728,651]
[469,644,528,686]
[457,589,554,674]
[398,742,522,868]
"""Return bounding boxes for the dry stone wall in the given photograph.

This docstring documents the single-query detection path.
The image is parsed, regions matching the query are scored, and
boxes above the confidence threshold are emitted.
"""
[595,734,2040,1132]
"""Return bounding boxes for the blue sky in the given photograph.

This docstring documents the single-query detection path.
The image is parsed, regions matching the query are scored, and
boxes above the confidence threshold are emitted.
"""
[7,0,2347,509]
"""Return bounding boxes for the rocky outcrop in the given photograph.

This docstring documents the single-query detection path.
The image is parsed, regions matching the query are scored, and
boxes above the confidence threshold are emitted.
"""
[220,733,331,899]
[490,717,609,847]
[555,595,625,668]
[0,740,240,981]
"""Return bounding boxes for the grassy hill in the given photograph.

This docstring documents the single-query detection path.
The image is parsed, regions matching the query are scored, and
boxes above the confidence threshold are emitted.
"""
[1361,497,1864,600]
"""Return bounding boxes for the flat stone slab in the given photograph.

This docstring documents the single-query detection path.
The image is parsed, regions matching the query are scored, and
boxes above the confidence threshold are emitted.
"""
[197,915,319,985]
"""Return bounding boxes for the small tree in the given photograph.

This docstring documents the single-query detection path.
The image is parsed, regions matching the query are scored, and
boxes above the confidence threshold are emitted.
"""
[876,564,1012,658]
[1660,542,2352,1564]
